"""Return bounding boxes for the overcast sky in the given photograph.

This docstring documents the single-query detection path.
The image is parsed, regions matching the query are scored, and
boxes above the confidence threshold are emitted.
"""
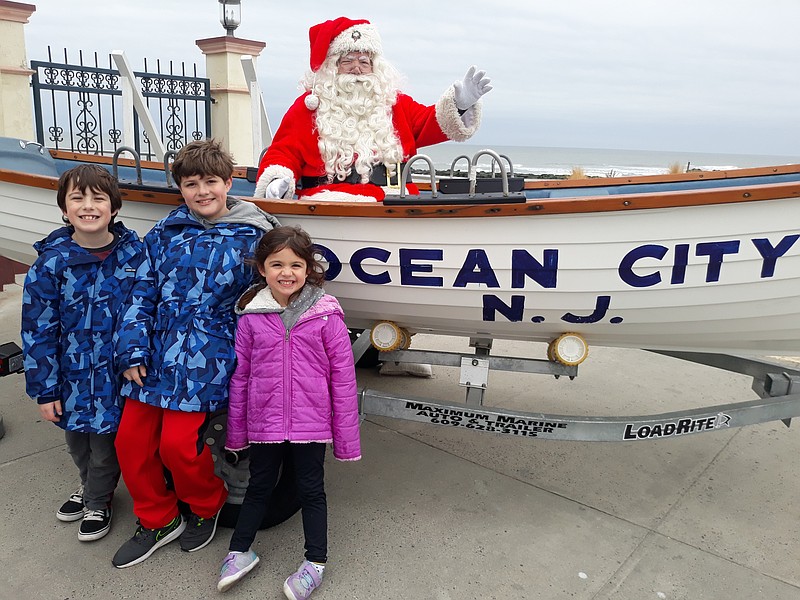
[22,0,800,157]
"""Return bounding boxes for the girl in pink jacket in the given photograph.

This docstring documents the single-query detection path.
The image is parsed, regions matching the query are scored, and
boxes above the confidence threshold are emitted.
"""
[218,226,361,598]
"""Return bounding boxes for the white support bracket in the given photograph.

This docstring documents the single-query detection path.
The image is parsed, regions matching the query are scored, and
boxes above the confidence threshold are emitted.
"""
[111,50,167,161]
[240,55,272,162]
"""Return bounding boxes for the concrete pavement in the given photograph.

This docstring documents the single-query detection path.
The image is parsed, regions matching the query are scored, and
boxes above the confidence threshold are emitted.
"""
[1,281,798,600]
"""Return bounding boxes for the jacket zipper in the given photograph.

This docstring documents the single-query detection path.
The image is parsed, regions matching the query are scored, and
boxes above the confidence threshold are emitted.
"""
[283,326,291,438]
[274,310,331,440]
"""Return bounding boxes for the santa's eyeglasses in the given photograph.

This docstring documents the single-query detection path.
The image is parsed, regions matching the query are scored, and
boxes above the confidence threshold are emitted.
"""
[337,53,373,72]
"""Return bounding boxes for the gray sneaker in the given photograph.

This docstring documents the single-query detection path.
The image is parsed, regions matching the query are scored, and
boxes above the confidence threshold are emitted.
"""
[112,515,185,568]
[179,511,219,552]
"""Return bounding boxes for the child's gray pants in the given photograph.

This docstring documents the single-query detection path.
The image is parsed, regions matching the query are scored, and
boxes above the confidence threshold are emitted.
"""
[64,431,120,510]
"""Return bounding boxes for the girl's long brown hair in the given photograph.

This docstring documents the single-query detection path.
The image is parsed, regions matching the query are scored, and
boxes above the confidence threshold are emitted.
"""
[238,226,326,310]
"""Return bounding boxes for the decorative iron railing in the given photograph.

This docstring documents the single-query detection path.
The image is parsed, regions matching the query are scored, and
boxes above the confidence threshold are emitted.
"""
[31,48,212,160]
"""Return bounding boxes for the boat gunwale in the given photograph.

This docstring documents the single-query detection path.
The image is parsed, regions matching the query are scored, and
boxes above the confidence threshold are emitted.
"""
[518,162,800,189]
[2,166,800,219]
[46,149,252,179]
[45,148,800,191]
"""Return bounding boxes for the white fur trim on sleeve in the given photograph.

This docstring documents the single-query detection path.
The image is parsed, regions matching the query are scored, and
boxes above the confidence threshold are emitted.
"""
[435,85,482,142]
[254,164,296,198]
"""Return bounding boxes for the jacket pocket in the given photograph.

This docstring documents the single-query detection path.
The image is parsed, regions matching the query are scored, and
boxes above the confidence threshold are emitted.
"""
[184,316,236,385]
[59,361,91,415]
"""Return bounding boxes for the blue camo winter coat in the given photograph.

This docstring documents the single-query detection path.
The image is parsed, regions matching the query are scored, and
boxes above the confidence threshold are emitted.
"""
[116,203,274,413]
[21,222,145,434]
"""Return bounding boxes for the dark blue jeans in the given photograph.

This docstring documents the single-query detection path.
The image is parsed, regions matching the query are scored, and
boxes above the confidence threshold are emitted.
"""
[229,441,327,563]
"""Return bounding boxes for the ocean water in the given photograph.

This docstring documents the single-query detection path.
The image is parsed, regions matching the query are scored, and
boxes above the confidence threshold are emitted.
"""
[419,144,800,178]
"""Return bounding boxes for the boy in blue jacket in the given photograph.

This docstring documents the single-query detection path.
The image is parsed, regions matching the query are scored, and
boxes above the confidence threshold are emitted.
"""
[112,139,279,568]
[22,164,144,542]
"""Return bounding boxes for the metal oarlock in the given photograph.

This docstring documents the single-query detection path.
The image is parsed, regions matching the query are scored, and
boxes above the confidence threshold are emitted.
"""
[399,154,438,199]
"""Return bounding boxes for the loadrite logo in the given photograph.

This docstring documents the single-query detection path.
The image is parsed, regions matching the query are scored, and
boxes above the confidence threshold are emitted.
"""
[623,413,732,440]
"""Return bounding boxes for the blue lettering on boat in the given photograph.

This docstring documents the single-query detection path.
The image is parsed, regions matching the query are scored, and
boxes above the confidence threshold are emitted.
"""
[510,249,558,289]
[561,295,611,324]
[482,295,524,322]
[453,249,499,288]
[349,247,390,284]
[752,234,800,277]
[316,236,798,324]
[618,235,796,288]
[695,241,740,282]
[318,245,560,288]
[399,248,443,287]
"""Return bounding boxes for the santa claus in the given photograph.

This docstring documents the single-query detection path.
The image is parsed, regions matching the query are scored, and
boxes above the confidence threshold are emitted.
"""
[255,16,492,202]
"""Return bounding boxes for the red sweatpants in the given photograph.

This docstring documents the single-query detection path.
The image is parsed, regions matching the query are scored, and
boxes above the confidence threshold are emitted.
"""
[116,399,227,529]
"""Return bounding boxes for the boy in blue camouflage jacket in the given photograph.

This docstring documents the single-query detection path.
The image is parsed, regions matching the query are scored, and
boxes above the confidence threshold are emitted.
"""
[112,139,279,568]
[22,164,144,542]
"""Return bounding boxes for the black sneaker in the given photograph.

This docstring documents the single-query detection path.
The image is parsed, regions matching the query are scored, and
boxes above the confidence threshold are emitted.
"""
[112,515,186,568]
[78,506,113,541]
[179,511,219,552]
[56,485,86,522]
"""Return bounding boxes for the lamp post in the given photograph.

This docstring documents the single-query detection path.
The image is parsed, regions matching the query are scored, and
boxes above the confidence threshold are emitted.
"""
[218,0,241,36]
[198,0,266,166]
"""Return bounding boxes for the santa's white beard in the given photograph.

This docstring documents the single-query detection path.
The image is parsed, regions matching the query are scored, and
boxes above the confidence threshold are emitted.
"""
[315,74,404,183]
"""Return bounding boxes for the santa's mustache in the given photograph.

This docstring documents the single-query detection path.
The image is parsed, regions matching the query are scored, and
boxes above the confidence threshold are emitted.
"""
[335,73,378,94]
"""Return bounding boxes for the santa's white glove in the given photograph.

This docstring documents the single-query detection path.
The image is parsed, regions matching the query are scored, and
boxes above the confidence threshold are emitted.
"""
[453,66,492,111]
[265,176,292,199]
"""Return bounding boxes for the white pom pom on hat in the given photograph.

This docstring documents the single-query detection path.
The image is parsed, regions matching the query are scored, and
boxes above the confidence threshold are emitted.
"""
[304,93,320,111]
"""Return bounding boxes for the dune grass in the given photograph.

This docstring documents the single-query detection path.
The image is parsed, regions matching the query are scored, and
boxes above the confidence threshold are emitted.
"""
[568,166,586,180]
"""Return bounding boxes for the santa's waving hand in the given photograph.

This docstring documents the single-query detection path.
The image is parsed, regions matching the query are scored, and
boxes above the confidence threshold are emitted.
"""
[255,17,492,202]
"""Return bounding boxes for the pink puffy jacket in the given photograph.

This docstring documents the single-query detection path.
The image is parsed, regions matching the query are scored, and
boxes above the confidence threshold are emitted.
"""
[226,288,361,461]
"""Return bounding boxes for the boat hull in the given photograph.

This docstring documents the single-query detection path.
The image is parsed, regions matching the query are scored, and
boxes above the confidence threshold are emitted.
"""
[2,141,800,355]
[278,201,800,354]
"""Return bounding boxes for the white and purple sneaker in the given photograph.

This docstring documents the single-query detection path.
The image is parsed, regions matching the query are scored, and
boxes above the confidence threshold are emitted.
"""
[217,550,260,592]
[283,560,323,600]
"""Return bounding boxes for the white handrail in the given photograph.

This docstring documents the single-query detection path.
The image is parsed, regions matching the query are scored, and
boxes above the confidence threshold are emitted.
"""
[240,55,273,162]
[111,50,167,161]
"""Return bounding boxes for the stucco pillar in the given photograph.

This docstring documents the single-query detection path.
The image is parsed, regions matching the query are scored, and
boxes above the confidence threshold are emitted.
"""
[196,35,265,167]
[0,1,35,140]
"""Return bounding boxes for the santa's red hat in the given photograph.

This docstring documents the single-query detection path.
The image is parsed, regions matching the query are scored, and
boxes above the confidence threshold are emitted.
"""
[308,17,382,72]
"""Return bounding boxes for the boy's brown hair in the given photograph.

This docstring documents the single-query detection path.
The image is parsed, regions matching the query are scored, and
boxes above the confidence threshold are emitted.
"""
[170,139,235,185]
[57,164,122,212]
[56,164,122,224]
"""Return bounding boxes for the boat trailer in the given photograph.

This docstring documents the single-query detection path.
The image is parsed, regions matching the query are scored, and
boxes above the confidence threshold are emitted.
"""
[352,332,800,442]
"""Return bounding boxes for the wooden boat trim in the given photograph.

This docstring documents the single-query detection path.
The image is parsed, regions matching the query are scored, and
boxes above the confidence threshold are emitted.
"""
[249,181,800,218]
[3,167,799,218]
[47,149,251,179]
[0,169,59,191]
[46,148,800,191]
[488,163,799,190]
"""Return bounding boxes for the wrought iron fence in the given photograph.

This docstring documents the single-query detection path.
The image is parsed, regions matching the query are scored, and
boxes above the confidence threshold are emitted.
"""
[31,48,213,160]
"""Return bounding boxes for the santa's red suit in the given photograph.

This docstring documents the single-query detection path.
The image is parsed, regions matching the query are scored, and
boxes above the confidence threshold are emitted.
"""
[254,17,485,202]
[256,89,480,201]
